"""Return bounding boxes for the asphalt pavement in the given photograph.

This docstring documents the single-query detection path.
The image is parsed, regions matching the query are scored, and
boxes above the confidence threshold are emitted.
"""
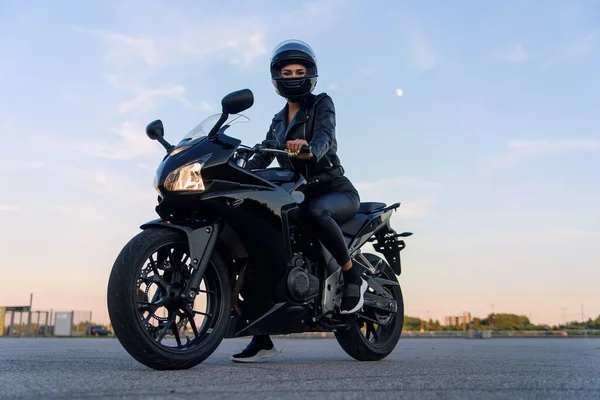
[1,337,599,399]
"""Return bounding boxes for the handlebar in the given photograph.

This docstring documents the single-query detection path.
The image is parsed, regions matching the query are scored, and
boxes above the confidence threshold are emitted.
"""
[234,140,312,168]
[261,140,311,155]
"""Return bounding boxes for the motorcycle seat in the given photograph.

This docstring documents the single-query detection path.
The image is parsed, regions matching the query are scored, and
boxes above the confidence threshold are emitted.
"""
[339,203,387,236]
[358,202,386,213]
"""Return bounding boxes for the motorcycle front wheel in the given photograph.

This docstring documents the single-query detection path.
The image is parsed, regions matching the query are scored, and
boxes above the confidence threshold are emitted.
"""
[107,227,232,370]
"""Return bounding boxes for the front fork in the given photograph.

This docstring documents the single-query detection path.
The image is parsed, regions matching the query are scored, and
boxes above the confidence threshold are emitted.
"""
[140,219,224,302]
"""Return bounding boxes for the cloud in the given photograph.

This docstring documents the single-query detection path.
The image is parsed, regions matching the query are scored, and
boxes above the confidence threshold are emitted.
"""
[0,161,44,172]
[355,177,439,192]
[354,177,439,219]
[71,121,163,160]
[50,204,110,223]
[508,139,600,151]
[0,204,20,211]
[279,0,350,33]
[136,163,155,170]
[396,88,404,96]
[539,228,600,245]
[493,42,529,63]
[115,84,213,114]
[408,31,436,71]
[227,31,269,66]
[74,27,161,67]
[74,20,268,70]
[77,169,157,204]
[543,31,600,68]
[482,138,600,169]
[395,200,429,219]
[327,83,338,90]
[74,13,269,159]
[360,68,374,76]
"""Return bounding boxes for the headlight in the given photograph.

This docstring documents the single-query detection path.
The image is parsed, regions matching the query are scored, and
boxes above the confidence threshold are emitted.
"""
[153,174,160,195]
[163,154,211,192]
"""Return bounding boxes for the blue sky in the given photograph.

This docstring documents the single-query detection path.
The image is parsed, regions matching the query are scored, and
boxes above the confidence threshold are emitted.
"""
[1,0,598,326]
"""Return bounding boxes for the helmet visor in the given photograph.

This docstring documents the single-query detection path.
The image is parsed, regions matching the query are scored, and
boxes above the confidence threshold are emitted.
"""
[270,39,316,60]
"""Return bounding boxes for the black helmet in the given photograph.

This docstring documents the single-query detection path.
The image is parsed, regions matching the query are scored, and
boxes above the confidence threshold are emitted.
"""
[270,39,318,102]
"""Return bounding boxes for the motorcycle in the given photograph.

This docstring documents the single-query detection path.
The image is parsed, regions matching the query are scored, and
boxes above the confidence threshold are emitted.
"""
[107,88,412,370]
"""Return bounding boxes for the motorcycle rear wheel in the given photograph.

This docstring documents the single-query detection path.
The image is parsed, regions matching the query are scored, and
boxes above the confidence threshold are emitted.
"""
[107,227,232,370]
[334,253,404,361]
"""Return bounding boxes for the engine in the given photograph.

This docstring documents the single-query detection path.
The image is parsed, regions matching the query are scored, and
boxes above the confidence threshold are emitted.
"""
[286,253,320,302]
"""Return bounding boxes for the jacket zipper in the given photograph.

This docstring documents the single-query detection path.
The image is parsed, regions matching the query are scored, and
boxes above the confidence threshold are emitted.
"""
[303,123,309,181]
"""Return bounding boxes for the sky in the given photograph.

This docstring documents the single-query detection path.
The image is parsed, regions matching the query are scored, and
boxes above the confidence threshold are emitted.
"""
[1,0,599,327]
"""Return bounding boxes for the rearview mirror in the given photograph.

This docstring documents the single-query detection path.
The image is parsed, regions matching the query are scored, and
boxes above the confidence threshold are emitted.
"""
[221,89,254,115]
[146,120,164,140]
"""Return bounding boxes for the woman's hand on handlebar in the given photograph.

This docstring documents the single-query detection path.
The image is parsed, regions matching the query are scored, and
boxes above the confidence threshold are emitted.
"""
[286,139,313,159]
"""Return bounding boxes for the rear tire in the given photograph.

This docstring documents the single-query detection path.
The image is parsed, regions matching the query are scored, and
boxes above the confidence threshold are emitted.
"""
[107,227,232,370]
[334,253,404,361]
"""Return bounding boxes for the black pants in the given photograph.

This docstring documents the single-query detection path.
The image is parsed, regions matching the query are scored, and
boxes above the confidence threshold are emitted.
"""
[302,176,360,266]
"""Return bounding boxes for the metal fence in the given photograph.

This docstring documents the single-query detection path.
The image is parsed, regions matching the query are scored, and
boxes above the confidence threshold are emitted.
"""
[1,309,94,337]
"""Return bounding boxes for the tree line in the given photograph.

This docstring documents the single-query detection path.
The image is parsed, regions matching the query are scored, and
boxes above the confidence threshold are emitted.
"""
[403,313,600,331]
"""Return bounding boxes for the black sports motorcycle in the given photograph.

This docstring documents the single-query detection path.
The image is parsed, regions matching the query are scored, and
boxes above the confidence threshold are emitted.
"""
[107,89,412,370]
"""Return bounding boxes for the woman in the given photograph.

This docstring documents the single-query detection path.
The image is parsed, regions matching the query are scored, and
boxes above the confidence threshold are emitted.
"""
[232,40,367,362]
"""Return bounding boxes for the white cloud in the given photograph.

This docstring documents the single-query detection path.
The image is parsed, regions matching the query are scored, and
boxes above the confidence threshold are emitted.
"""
[493,42,529,63]
[280,0,349,33]
[0,204,20,211]
[74,27,161,67]
[0,161,44,172]
[408,32,436,71]
[228,31,269,66]
[115,84,213,114]
[74,20,268,70]
[354,177,439,219]
[50,204,110,223]
[539,228,600,245]
[77,169,156,204]
[482,138,600,169]
[73,13,270,159]
[71,1,358,163]
[355,177,439,192]
[328,83,338,90]
[395,201,429,219]
[508,139,600,151]
[137,163,155,170]
[544,31,599,68]
[23,161,45,169]
[396,88,404,96]
[118,85,184,113]
[72,121,163,160]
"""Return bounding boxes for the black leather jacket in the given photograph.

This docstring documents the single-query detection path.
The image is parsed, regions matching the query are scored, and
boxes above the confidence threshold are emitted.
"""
[247,93,345,184]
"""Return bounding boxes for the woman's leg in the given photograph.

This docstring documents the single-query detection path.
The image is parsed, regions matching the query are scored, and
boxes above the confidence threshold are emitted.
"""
[304,190,366,314]
[304,191,359,267]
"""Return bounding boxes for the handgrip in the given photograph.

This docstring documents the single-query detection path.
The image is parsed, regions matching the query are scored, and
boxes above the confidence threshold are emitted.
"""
[262,140,286,150]
[261,140,311,154]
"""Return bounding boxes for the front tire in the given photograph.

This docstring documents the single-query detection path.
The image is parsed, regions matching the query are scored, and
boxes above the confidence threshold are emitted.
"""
[334,253,404,361]
[107,227,232,370]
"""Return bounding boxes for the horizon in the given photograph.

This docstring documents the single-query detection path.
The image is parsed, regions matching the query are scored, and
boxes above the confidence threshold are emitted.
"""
[2,292,596,328]
[1,1,599,327]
